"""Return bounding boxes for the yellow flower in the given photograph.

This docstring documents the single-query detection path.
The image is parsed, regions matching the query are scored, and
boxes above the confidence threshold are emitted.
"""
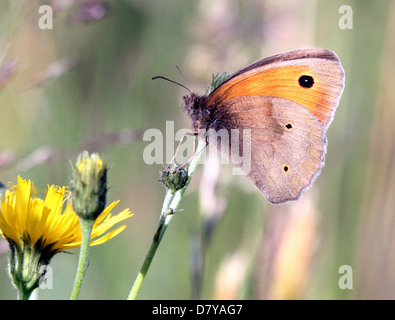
[0,176,133,258]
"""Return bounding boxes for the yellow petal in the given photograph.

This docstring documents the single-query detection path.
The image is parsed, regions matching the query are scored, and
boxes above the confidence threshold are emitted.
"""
[0,176,133,256]
[90,225,127,246]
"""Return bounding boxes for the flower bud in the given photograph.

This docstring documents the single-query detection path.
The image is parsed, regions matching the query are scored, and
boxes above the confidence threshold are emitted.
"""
[160,164,188,193]
[71,151,107,220]
[204,71,230,96]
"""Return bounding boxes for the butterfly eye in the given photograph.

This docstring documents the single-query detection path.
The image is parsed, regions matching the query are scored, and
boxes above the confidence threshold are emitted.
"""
[298,75,314,88]
[193,101,199,109]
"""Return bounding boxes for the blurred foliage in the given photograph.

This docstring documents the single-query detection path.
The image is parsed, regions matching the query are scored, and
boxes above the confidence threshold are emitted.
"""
[0,0,394,300]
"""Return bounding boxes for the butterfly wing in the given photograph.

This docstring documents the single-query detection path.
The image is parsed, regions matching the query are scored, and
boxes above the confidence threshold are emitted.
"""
[208,48,345,131]
[205,49,344,203]
[207,95,325,204]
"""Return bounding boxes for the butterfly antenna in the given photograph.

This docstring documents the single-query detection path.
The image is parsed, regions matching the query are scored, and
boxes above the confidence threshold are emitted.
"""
[152,75,193,93]
[173,64,193,93]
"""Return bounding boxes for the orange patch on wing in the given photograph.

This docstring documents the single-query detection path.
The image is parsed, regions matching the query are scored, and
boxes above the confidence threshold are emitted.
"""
[208,66,338,126]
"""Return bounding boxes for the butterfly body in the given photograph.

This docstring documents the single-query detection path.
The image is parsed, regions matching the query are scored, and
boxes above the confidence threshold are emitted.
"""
[181,48,345,204]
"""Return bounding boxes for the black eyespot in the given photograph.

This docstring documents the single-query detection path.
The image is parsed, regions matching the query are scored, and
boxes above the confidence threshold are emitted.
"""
[283,165,289,173]
[298,75,314,88]
[285,123,293,130]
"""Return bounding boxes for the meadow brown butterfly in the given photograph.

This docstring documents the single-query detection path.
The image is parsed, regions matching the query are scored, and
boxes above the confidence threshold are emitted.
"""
[161,49,345,204]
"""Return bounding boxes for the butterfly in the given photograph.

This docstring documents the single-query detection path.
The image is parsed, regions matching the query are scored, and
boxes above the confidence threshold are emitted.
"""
[158,49,345,204]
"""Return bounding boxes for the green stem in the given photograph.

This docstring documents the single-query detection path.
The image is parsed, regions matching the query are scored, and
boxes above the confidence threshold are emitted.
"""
[128,189,175,300]
[70,218,94,300]
[127,138,206,300]
[17,284,35,300]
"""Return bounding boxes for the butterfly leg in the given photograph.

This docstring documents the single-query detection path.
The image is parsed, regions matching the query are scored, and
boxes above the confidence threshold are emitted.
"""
[163,131,198,173]
[172,135,208,173]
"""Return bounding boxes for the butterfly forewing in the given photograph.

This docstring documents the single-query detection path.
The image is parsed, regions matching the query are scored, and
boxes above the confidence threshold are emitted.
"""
[208,49,345,130]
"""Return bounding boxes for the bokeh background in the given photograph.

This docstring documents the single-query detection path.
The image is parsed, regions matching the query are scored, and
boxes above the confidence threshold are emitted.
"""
[0,0,394,299]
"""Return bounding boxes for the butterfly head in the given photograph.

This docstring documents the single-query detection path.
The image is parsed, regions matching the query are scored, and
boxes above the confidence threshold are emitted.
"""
[182,93,209,131]
[182,71,231,131]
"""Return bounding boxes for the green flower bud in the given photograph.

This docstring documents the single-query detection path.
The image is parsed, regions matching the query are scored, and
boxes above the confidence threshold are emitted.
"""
[204,71,230,96]
[160,164,189,193]
[71,151,107,221]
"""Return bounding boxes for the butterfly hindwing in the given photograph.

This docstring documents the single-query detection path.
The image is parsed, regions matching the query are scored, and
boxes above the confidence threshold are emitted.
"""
[207,95,326,204]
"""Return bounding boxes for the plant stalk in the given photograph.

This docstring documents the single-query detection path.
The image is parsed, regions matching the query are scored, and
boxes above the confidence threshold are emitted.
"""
[70,218,95,300]
[127,138,206,300]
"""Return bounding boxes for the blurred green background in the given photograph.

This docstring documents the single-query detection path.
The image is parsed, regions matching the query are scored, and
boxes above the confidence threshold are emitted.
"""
[0,0,394,299]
